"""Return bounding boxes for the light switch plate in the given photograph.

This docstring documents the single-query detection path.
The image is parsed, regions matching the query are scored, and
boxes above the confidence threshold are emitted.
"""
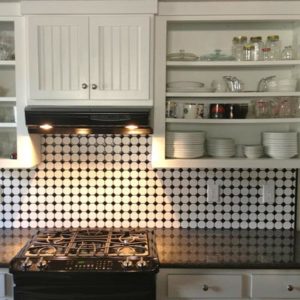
[262,181,275,204]
[207,182,219,203]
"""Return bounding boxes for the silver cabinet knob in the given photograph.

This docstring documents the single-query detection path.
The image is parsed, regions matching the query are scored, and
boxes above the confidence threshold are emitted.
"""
[92,84,97,90]
[81,83,88,89]
[287,284,294,291]
[202,284,209,291]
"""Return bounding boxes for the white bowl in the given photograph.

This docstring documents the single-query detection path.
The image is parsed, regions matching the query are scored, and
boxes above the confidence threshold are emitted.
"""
[245,153,263,159]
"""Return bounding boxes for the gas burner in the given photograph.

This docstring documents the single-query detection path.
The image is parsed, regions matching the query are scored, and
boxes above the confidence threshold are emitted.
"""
[117,246,136,256]
[25,245,57,257]
[119,235,136,245]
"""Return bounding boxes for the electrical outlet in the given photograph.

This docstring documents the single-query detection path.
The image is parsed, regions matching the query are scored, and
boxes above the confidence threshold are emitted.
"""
[207,182,219,203]
[262,181,275,204]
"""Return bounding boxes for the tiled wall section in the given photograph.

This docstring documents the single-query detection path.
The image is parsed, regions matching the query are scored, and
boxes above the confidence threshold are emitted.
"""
[0,135,297,229]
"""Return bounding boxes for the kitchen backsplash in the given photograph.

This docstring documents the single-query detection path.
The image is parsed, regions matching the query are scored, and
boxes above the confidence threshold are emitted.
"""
[0,134,297,229]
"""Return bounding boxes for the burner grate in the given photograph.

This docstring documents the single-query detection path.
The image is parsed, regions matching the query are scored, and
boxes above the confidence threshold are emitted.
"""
[23,229,151,258]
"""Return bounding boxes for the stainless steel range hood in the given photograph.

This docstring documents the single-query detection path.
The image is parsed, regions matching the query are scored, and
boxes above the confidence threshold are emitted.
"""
[25,106,152,135]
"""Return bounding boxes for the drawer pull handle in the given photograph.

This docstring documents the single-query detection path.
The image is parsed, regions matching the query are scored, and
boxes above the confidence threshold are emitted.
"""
[81,83,88,89]
[202,284,209,291]
[92,84,97,90]
[287,285,294,292]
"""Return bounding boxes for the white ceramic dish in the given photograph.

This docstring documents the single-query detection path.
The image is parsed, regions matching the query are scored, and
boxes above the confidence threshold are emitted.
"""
[167,81,204,88]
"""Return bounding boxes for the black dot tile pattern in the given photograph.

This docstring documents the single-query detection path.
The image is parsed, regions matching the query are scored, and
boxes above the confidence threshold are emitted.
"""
[0,134,297,229]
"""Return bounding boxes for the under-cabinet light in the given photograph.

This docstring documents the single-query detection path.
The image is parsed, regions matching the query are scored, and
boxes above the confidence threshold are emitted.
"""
[76,128,92,135]
[39,124,53,130]
[125,124,139,130]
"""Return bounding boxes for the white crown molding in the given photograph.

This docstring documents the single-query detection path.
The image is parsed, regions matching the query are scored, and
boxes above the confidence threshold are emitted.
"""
[0,3,20,16]
[21,0,158,15]
[158,1,300,16]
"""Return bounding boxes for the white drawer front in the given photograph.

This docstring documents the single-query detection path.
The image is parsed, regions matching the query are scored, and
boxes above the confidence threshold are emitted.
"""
[168,274,242,298]
[251,274,300,299]
[0,273,5,297]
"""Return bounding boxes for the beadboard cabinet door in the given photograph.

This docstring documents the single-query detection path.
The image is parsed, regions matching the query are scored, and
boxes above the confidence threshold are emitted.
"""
[28,15,151,103]
[27,16,89,100]
[89,15,150,100]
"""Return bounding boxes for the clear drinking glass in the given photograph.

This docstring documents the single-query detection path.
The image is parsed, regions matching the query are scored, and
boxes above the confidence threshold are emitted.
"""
[281,46,294,60]
[255,99,271,118]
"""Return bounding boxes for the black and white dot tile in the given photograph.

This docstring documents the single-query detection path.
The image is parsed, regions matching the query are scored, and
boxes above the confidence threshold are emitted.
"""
[0,135,297,229]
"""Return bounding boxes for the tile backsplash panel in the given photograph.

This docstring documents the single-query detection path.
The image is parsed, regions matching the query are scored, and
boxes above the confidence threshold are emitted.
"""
[0,135,297,229]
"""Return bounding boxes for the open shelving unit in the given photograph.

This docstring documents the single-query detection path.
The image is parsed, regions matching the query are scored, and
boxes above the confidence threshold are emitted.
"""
[152,13,300,168]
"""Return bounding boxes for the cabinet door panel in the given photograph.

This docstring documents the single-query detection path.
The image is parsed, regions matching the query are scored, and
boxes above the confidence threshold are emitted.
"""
[251,274,300,298]
[28,16,89,100]
[0,273,5,297]
[90,15,150,100]
[168,274,242,298]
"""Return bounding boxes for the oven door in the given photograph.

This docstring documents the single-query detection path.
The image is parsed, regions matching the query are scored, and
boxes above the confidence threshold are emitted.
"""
[13,272,156,300]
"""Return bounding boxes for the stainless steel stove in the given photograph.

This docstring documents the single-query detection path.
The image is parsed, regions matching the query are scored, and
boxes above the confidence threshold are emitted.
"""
[10,228,159,300]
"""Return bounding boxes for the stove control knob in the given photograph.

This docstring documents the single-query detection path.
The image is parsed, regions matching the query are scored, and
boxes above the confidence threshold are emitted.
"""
[21,257,32,271]
[121,257,133,268]
[37,258,47,270]
[136,258,147,269]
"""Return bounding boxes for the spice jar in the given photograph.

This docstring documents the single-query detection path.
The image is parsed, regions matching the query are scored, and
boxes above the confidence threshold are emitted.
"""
[250,36,263,61]
[232,36,247,61]
[265,35,281,60]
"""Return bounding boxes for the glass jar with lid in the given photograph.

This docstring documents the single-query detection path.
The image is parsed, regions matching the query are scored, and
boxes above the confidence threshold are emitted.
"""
[232,36,247,61]
[243,44,255,61]
[265,35,281,60]
[250,36,263,61]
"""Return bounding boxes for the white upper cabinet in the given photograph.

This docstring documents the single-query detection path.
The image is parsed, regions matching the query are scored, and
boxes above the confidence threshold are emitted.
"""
[0,16,40,168]
[152,11,300,168]
[27,15,151,104]
[28,16,89,100]
[89,16,150,100]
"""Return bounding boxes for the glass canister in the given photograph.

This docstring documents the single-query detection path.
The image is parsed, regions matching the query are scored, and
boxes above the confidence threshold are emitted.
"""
[265,35,281,60]
[262,47,271,61]
[243,44,255,61]
[250,36,263,61]
[281,45,294,60]
[232,36,247,61]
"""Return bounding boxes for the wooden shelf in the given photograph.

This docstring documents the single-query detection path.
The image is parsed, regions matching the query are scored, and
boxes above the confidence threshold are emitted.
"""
[166,92,300,98]
[167,60,300,67]
[166,118,300,124]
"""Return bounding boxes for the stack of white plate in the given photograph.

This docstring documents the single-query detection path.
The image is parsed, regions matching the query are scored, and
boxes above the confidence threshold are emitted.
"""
[207,138,235,157]
[166,131,206,158]
[244,145,264,159]
[262,132,298,159]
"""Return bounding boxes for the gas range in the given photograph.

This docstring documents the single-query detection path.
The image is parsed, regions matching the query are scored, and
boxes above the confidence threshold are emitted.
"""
[10,228,159,273]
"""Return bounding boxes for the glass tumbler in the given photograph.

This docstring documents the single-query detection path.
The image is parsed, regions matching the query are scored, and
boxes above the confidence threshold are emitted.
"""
[281,46,294,60]
[255,99,271,118]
